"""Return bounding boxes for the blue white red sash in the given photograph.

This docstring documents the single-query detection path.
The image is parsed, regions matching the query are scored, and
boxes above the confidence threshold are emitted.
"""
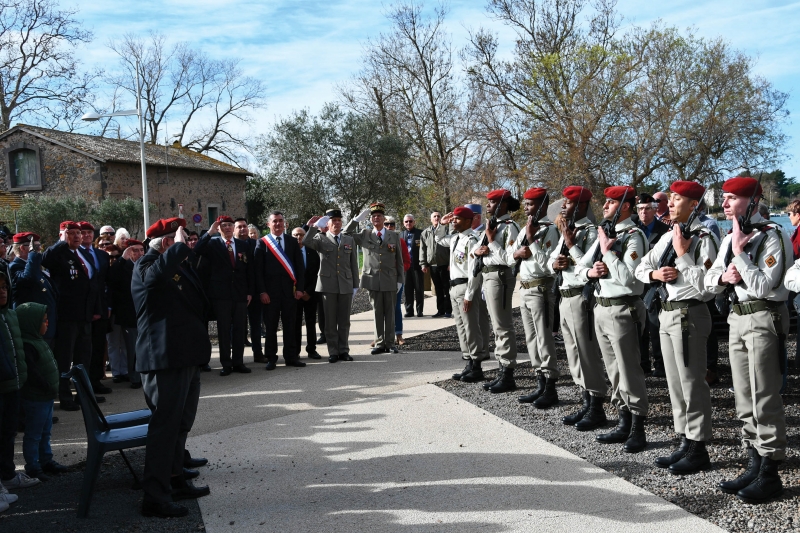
[262,234,296,285]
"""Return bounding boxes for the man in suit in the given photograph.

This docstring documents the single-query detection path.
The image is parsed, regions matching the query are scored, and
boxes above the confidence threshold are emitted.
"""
[254,211,306,370]
[8,232,57,349]
[291,227,321,359]
[132,217,211,518]
[194,216,254,376]
[304,210,360,363]
[344,202,405,355]
[401,214,424,317]
[108,239,145,388]
[42,221,101,411]
[235,218,264,363]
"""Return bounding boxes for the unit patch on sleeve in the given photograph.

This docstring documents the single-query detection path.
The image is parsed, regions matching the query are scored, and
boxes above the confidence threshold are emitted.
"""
[765,255,777,268]
[630,251,638,260]
[704,259,713,269]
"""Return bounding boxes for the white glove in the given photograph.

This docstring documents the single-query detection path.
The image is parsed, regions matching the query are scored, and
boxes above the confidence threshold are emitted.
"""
[355,208,371,223]
[315,216,330,229]
[397,282,402,292]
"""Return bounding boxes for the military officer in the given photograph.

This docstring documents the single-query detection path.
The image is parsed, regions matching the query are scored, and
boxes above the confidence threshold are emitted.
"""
[549,186,607,430]
[467,204,492,362]
[635,181,719,475]
[437,207,485,381]
[576,185,649,453]
[706,176,790,504]
[473,189,521,393]
[344,203,405,354]
[509,188,560,408]
[304,209,360,363]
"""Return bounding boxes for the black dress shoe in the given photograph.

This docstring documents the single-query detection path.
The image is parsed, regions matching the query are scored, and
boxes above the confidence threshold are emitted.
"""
[371,347,387,355]
[307,352,322,360]
[404,313,414,318]
[444,313,453,318]
[184,455,208,468]
[244,339,252,347]
[431,312,444,318]
[317,335,326,343]
[220,367,233,376]
[141,500,188,518]
[183,467,200,479]
[92,383,113,394]
[60,399,80,411]
[286,360,306,367]
[112,375,129,383]
[201,364,212,372]
[328,354,339,363]
[339,353,353,361]
[42,461,69,474]
[131,382,142,389]
[233,365,252,373]
[417,312,424,317]
[265,360,277,371]
[389,346,399,354]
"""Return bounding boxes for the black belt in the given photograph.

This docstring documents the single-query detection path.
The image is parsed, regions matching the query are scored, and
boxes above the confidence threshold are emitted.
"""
[595,295,639,307]
[450,278,468,287]
[660,299,704,312]
[560,287,583,298]
[731,300,783,316]
[481,265,509,274]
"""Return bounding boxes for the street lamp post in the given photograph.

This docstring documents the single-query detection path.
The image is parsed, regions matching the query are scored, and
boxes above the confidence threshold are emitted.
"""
[81,60,150,230]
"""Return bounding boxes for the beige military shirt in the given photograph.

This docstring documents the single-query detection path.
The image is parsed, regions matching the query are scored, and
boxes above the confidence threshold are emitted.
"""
[548,218,597,289]
[437,228,482,301]
[507,219,559,280]
[479,213,521,267]
[576,218,646,298]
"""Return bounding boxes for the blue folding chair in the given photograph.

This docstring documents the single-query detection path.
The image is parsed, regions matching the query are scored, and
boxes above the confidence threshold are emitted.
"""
[71,365,152,428]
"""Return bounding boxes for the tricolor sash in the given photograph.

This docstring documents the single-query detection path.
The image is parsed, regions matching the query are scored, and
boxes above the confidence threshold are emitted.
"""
[262,234,296,285]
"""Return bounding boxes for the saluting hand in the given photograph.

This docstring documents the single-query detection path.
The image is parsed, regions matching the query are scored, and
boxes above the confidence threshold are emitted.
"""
[175,226,187,244]
[208,220,221,236]
[440,212,454,225]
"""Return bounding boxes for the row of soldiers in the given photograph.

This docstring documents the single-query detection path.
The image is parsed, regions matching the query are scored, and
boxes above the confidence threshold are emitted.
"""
[398,177,790,506]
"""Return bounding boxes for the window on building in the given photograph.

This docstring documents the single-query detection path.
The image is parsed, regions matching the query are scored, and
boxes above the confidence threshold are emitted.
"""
[207,205,219,225]
[4,144,43,191]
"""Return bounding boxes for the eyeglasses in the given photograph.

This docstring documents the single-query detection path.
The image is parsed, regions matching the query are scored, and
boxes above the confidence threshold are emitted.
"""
[386,223,396,227]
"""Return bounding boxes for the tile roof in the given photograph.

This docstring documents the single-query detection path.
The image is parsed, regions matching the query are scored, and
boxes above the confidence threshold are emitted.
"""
[2,124,250,176]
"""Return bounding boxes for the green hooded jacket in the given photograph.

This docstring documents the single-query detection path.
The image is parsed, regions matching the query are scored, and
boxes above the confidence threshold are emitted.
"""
[0,271,26,394]
[17,302,58,401]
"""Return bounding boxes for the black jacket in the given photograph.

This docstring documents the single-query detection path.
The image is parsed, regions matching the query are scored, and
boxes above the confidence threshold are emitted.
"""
[132,245,211,372]
[254,234,305,299]
[41,241,100,323]
[8,253,58,339]
[80,245,111,317]
[299,245,320,295]
[193,233,254,302]
[108,258,137,328]
[400,228,423,271]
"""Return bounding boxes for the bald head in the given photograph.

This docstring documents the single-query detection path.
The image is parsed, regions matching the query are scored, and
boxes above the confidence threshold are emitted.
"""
[653,192,669,216]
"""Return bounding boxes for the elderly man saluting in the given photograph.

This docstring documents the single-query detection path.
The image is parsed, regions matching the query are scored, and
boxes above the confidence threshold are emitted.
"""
[132,217,211,518]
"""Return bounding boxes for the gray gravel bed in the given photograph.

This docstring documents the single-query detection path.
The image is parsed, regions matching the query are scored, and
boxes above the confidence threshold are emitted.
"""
[423,319,799,533]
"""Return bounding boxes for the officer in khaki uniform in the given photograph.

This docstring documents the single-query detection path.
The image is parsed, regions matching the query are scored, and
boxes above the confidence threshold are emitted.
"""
[509,188,560,408]
[435,207,485,382]
[304,209,360,363]
[635,181,719,475]
[467,204,492,363]
[549,186,607,430]
[576,185,649,453]
[706,176,790,504]
[473,189,521,393]
[344,203,405,354]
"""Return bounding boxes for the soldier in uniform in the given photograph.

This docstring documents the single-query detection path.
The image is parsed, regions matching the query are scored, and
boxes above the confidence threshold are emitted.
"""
[304,210,360,363]
[473,189,521,393]
[510,188,560,407]
[635,181,719,474]
[549,186,608,429]
[344,203,405,355]
[437,207,485,381]
[706,176,790,504]
[420,212,452,318]
[467,204,492,361]
[576,185,649,453]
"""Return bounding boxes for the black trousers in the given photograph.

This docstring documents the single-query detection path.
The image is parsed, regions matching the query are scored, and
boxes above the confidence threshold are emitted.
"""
[0,390,19,481]
[295,293,318,355]
[317,298,325,338]
[212,299,247,368]
[89,318,108,386]
[404,269,424,315]
[141,366,200,503]
[247,299,263,358]
[639,300,663,370]
[264,291,299,363]
[430,265,452,314]
[54,320,92,399]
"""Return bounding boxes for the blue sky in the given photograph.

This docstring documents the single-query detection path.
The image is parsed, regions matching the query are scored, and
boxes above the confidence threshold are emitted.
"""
[69,0,800,178]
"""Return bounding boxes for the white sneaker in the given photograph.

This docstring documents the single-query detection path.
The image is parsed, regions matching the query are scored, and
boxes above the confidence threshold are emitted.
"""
[1,472,41,489]
[0,500,9,513]
[0,483,18,504]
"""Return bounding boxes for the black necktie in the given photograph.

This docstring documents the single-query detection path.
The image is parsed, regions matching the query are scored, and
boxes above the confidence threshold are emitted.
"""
[277,236,283,251]
[335,235,340,246]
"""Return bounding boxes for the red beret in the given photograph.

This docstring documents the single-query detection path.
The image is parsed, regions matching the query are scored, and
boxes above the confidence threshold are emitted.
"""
[486,189,512,202]
[146,217,186,238]
[13,232,40,243]
[126,239,144,248]
[78,221,94,231]
[216,215,234,224]
[670,181,705,200]
[452,206,474,219]
[523,187,547,200]
[604,186,636,201]
[562,186,593,202]
[723,177,763,198]
[60,221,80,231]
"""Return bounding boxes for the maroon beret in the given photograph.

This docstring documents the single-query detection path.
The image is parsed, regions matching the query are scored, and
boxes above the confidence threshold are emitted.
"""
[78,221,94,231]
[523,187,547,200]
[452,206,474,219]
[60,221,80,231]
[670,181,706,200]
[126,239,144,248]
[486,189,512,201]
[13,232,40,243]
[722,177,763,198]
[146,217,186,238]
[562,186,593,202]
[216,215,234,224]
[604,186,636,201]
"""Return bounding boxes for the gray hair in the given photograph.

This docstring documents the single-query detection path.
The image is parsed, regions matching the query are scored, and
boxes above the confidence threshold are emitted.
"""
[115,228,130,247]
[403,214,414,221]
[758,203,769,219]
[148,232,176,252]
[247,224,258,231]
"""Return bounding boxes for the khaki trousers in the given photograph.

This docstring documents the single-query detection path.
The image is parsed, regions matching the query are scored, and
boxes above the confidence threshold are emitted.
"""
[728,305,788,460]
[322,292,353,356]
[560,293,606,396]
[450,283,487,362]
[594,299,648,415]
[479,297,491,358]
[369,290,396,350]
[659,304,713,441]
[482,270,518,368]
[519,285,559,378]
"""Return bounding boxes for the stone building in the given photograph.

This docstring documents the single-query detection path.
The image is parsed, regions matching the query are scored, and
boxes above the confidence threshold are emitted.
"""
[0,124,250,230]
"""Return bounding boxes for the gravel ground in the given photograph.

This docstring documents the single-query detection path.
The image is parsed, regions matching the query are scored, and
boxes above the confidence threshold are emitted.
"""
[414,316,800,533]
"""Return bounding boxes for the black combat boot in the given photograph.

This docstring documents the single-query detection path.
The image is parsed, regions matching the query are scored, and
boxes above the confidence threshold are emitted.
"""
[736,457,783,504]
[655,434,689,468]
[669,439,710,474]
[533,378,559,409]
[489,366,516,393]
[719,447,762,494]
[623,414,647,453]
[562,389,591,425]
[460,361,485,382]
[596,408,631,443]
[575,395,607,431]
[482,366,504,391]
[452,359,472,380]
[518,372,546,403]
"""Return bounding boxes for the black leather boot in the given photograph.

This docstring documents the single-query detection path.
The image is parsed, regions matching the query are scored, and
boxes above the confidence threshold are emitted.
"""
[170,475,211,500]
[719,447,762,494]
[596,408,631,443]
[518,373,546,403]
[533,378,559,409]
[669,439,710,474]
[562,389,591,425]
[736,457,783,504]
[576,395,607,431]
[623,414,647,453]
[482,366,504,390]
[141,500,188,518]
[489,366,516,393]
[655,434,689,468]
[452,359,473,380]
[460,361,485,382]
